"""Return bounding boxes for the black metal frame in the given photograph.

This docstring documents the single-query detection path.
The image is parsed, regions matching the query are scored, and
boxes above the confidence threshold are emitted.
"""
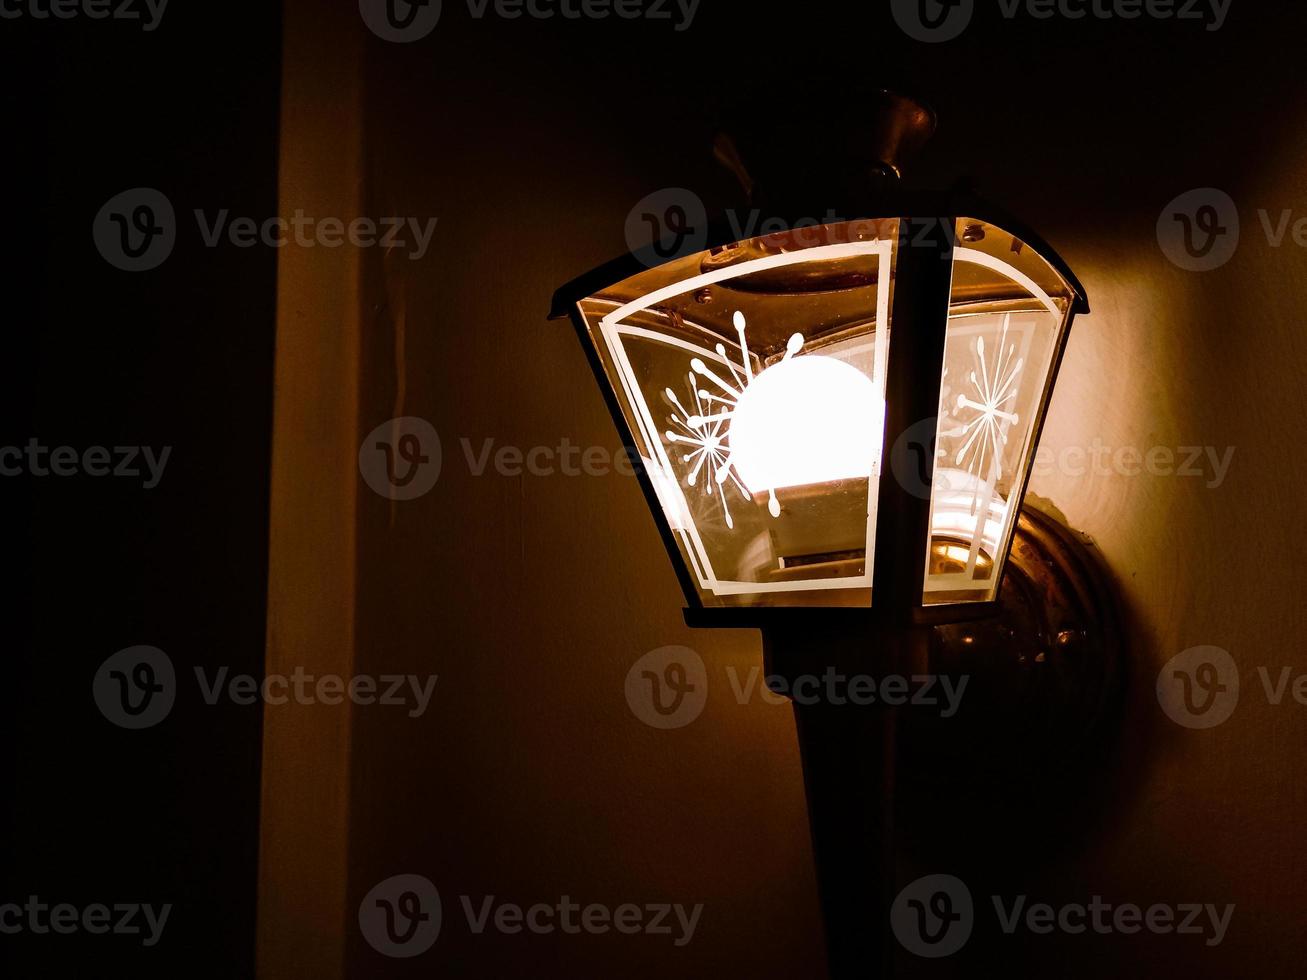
[549,188,1089,633]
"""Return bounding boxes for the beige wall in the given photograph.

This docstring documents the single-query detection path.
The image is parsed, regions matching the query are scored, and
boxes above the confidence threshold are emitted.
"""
[261,6,1307,977]
[257,4,362,977]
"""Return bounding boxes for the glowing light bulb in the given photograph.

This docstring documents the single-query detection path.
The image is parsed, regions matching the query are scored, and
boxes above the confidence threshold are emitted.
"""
[728,355,883,500]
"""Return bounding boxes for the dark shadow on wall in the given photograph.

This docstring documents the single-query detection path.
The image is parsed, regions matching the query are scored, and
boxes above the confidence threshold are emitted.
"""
[2,8,282,979]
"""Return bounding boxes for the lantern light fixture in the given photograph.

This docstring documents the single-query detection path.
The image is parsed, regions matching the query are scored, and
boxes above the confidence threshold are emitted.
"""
[550,90,1113,979]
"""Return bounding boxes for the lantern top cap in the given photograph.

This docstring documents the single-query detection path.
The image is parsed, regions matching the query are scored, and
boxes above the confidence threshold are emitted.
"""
[548,191,1089,321]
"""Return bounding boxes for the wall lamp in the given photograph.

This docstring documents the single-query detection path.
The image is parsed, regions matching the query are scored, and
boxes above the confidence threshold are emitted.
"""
[550,91,1121,978]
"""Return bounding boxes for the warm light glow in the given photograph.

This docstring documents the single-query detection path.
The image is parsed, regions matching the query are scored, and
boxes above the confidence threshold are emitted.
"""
[728,354,883,498]
[591,237,899,599]
[941,544,974,564]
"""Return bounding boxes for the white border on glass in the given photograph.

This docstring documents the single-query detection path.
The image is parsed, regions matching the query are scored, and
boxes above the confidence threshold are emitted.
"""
[598,240,893,598]
[923,248,1064,597]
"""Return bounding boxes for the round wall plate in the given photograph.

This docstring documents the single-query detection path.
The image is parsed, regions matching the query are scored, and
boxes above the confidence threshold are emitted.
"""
[898,505,1126,785]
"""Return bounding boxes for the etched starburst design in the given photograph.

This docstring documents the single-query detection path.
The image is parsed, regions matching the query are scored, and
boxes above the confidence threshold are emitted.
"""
[952,315,1023,496]
[663,368,748,529]
[663,311,805,526]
